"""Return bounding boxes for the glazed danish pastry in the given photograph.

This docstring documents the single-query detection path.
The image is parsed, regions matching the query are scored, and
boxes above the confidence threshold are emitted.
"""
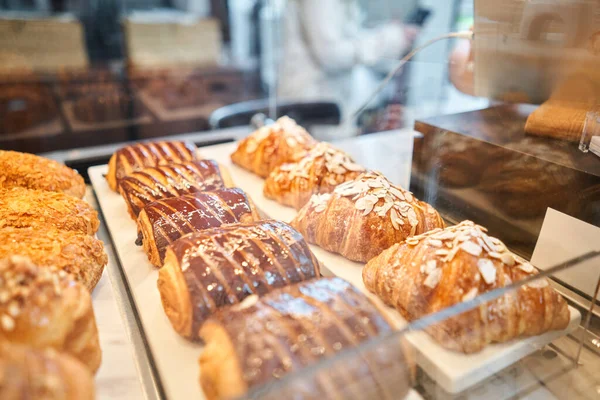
[263,142,366,209]
[291,171,444,262]
[0,187,99,235]
[137,188,260,266]
[158,220,321,340]
[363,221,571,353]
[0,256,102,372]
[0,343,95,400]
[0,227,107,291]
[118,159,234,219]
[230,116,317,178]
[0,150,86,198]
[199,277,412,400]
[106,140,198,191]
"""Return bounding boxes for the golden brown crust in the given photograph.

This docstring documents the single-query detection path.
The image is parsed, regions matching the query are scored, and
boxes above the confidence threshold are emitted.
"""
[137,189,261,267]
[0,151,86,198]
[199,277,412,400]
[291,172,444,262]
[106,141,198,191]
[0,187,99,235]
[263,143,366,210]
[157,250,193,337]
[0,343,96,400]
[198,322,246,400]
[118,160,228,219]
[0,227,107,292]
[363,221,571,353]
[0,256,102,372]
[230,116,317,178]
[159,220,321,340]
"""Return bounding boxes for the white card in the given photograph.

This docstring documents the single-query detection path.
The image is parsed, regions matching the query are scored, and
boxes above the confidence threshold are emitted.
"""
[531,208,600,300]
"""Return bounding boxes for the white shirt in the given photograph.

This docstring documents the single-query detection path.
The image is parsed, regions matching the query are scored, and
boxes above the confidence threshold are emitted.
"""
[278,0,409,118]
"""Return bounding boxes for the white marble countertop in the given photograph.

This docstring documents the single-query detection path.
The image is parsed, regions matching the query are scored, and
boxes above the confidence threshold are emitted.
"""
[87,189,147,400]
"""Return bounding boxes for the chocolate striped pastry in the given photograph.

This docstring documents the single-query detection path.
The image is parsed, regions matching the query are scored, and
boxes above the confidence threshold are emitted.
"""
[199,277,412,400]
[118,160,234,219]
[106,140,198,191]
[158,220,321,340]
[137,188,260,266]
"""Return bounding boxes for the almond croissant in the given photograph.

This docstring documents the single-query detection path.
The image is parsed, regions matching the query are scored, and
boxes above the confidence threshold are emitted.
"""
[230,116,316,178]
[363,221,570,353]
[291,172,444,262]
[264,142,366,210]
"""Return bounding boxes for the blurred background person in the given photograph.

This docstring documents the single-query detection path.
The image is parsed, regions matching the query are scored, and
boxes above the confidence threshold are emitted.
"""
[278,0,421,122]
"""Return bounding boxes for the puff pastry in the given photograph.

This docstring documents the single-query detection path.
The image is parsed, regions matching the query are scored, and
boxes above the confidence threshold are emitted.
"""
[0,227,107,291]
[263,142,366,209]
[292,172,444,262]
[363,221,570,353]
[106,140,198,191]
[0,187,99,235]
[158,220,321,340]
[199,277,412,400]
[138,188,260,266]
[0,256,102,372]
[230,116,317,178]
[0,150,86,198]
[0,343,95,400]
[119,159,234,219]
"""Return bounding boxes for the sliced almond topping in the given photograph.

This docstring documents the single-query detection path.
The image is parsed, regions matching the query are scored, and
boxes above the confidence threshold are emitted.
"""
[388,186,405,200]
[444,246,461,262]
[1,314,15,331]
[482,234,499,253]
[500,252,515,266]
[428,239,443,248]
[461,241,483,257]
[424,268,442,289]
[435,249,449,256]
[423,260,437,274]
[477,259,497,285]
[330,166,347,175]
[368,179,383,188]
[390,208,400,230]
[517,263,535,273]
[7,301,20,317]
[462,287,479,302]
[344,162,364,172]
[526,278,549,289]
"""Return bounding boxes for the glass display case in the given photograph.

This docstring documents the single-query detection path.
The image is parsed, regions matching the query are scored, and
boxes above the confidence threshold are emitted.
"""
[0,1,599,400]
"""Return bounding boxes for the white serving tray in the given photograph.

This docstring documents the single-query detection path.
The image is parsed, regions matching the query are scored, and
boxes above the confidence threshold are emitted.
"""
[90,142,579,397]
[201,143,582,394]
[89,157,423,400]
